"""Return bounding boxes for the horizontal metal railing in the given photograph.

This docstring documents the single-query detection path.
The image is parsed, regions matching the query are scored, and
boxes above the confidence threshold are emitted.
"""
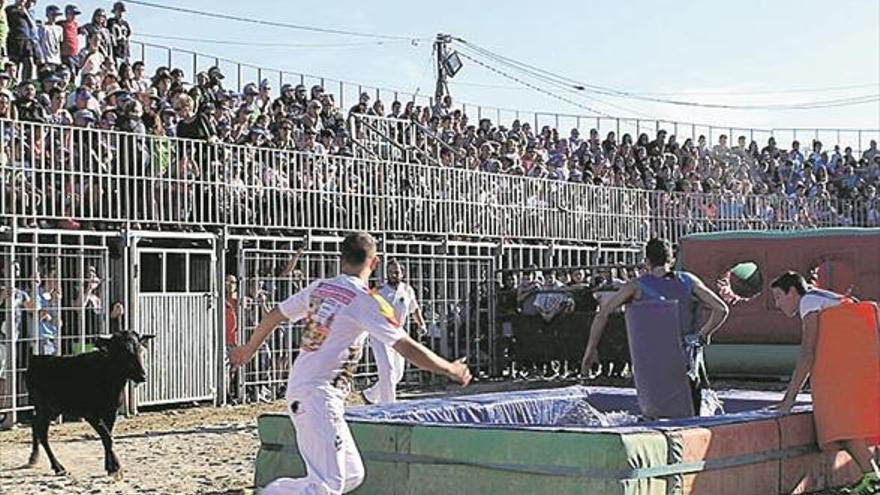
[129,40,880,155]
[1,119,877,244]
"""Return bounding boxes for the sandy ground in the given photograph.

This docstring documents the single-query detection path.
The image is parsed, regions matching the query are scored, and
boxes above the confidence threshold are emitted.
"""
[0,379,848,495]
[0,401,281,495]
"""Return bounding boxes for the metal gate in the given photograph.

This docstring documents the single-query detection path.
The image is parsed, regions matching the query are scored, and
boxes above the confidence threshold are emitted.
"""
[237,242,307,403]
[0,237,110,423]
[134,246,217,407]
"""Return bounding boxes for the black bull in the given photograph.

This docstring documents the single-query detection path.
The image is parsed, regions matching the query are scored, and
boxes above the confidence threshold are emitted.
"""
[24,331,153,478]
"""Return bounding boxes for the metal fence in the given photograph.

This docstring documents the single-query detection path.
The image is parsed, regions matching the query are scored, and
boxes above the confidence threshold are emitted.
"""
[0,233,113,424]
[2,120,877,248]
[232,235,495,403]
[129,40,880,155]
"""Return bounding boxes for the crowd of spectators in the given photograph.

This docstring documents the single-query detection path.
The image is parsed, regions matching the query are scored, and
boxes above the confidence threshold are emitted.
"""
[0,0,877,235]
[417,101,880,206]
[0,0,361,156]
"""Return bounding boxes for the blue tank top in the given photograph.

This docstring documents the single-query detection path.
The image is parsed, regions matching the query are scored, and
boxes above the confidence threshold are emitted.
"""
[636,272,696,336]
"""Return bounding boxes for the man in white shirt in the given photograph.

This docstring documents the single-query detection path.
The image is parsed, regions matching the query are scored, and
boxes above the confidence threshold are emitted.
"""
[37,5,63,66]
[230,233,470,495]
[769,271,879,493]
[362,260,426,405]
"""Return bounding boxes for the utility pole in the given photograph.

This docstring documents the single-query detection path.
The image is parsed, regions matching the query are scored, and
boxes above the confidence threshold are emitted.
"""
[434,33,452,103]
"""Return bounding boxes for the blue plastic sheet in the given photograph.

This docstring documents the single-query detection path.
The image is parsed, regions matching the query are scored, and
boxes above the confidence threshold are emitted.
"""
[345,386,812,431]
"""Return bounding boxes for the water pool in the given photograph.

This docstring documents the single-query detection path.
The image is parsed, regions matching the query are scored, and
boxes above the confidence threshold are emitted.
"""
[256,386,864,495]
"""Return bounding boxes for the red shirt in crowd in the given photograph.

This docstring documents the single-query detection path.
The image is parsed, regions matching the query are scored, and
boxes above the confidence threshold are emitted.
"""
[225,296,238,346]
[60,19,79,57]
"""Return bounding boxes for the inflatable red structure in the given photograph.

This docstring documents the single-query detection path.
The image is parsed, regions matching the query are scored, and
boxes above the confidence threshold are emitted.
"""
[678,229,880,376]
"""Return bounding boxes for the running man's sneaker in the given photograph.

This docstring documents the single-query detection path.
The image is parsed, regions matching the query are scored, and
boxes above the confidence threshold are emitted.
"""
[844,472,880,495]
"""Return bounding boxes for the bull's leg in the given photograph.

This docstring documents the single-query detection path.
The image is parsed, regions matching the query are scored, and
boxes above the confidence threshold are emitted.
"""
[34,414,66,475]
[102,412,117,433]
[27,419,40,466]
[102,413,121,476]
[86,417,120,478]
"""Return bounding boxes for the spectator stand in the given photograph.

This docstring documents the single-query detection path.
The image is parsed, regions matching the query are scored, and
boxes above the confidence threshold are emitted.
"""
[127,39,880,155]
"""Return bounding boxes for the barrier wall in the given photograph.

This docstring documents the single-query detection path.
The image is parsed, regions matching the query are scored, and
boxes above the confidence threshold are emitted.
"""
[255,387,861,495]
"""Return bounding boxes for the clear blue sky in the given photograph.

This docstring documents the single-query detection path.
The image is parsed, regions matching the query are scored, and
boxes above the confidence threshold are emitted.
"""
[67,0,880,134]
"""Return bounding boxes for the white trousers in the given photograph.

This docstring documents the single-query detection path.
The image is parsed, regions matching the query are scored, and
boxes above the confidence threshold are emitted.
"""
[362,337,406,404]
[261,387,365,495]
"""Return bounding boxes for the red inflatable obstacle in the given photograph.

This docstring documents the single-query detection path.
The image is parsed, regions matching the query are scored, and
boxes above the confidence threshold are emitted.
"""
[678,228,880,345]
[812,302,880,447]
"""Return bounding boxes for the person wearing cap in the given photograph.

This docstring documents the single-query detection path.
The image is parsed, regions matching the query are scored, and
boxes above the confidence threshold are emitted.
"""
[195,71,209,89]
[39,72,63,94]
[299,127,326,155]
[5,0,37,81]
[271,83,296,115]
[106,1,130,63]
[284,85,307,118]
[309,84,323,101]
[207,66,224,94]
[241,82,261,118]
[115,98,145,134]
[36,5,63,66]
[318,128,336,153]
[170,68,184,86]
[68,85,95,114]
[72,107,96,127]
[60,4,80,75]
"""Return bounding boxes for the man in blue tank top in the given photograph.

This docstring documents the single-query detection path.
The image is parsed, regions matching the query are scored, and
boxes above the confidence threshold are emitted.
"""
[581,238,730,416]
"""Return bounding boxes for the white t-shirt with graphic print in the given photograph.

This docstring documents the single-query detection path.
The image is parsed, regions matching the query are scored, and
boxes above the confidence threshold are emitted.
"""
[278,274,406,395]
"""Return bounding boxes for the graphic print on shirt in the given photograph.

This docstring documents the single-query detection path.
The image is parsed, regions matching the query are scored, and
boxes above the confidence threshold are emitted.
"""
[300,295,338,352]
[331,344,364,392]
[370,289,401,328]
